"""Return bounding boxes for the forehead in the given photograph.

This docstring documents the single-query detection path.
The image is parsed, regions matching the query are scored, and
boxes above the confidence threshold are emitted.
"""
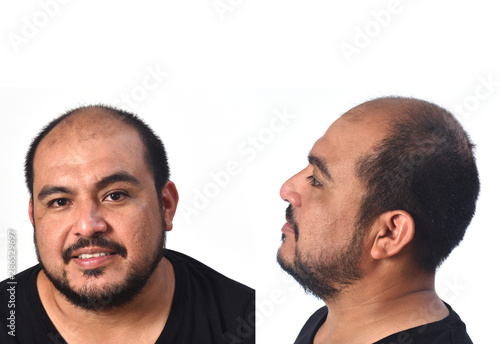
[312,109,390,166]
[33,112,146,178]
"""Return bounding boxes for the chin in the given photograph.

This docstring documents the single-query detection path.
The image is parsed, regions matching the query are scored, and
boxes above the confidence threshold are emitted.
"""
[276,246,294,270]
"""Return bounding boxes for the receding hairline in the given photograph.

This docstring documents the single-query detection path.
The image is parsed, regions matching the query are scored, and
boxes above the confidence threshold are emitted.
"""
[344,97,471,153]
[342,97,428,122]
[342,96,457,123]
[39,106,142,149]
[31,106,149,190]
[48,105,135,132]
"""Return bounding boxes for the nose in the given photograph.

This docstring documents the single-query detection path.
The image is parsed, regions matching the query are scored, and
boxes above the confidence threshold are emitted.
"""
[280,173,302,207]
[73,200,107,237]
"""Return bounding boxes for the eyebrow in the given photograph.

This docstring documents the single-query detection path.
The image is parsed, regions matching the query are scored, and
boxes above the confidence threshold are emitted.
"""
[95,172,141,191]
[38,186,75,201]
[308,153,333,182]
[37,172,141,202]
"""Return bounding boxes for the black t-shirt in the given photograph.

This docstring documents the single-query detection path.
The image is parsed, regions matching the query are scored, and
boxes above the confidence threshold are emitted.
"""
[0,249,255,344]
[295,303,473,344]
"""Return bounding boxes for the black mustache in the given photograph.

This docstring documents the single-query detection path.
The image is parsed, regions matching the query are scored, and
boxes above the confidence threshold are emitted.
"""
[285,205,299,239]
[62,237,127,264]
[285,204,294,225]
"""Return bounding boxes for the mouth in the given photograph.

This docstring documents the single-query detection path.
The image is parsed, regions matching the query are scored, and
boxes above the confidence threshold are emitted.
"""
[70,248,118,270]
[63,237,128,265]
[72,251,116,260]
[76,252,114,259]
[281,222,295,235]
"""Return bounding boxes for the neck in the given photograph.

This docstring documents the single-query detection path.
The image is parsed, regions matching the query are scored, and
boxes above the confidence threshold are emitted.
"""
[37,257,175,343]
[314,270,449,344]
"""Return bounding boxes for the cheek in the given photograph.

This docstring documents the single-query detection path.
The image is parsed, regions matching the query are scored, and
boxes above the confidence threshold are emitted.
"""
[297,202,357,249]
[34,213,69,254]
[34,227,67,268]
[295,206,333,249]
[117,204,163,251]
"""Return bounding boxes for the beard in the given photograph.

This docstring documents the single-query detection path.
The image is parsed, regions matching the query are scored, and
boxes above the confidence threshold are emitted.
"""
[277,205,364,302]
[34,218,166,312]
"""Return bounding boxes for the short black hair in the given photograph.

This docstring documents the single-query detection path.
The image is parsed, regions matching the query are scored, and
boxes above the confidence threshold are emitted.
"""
[25,105,170,199]
[354,97,480,273]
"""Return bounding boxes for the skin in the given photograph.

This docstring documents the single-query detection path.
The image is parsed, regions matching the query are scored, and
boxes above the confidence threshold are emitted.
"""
[279,106,449,343]
[29,112,178,343]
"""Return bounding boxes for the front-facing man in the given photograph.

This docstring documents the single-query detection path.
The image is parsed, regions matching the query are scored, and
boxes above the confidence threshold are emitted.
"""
[278,96,478,343]
[0,105,254,343]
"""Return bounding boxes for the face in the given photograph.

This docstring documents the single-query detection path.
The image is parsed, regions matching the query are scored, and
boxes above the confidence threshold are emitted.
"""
[29,116,177,311]
[277,113,388,300]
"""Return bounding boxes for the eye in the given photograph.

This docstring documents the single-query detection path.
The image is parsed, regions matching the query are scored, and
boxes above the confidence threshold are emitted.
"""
[104,192,128,202]
[307,175,322,187]
[48,198,71,208]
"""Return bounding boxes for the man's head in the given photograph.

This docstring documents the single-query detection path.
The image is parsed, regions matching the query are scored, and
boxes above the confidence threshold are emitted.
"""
[277,96,480,301]
[26,105,179,311]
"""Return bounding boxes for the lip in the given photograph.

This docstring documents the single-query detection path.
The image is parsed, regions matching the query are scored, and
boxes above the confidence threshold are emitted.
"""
[72,253,116,270]
[281,222,295,235]
[70,247,117,270]
[71,247,116,258]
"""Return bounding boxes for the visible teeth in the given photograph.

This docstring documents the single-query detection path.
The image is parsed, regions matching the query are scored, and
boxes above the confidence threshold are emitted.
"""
[78,253,111,259]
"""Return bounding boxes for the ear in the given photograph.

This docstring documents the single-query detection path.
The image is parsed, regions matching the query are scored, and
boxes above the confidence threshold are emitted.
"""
[28,198,34,226]
[370,210,415,260]
[161,181,179,232]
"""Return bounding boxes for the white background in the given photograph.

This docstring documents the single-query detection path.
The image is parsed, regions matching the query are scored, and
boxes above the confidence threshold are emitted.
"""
[1,1,499,343]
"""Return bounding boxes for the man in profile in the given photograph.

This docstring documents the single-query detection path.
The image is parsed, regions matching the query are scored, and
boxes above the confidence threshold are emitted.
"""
[0,105,255,343]
[278,96,478,343]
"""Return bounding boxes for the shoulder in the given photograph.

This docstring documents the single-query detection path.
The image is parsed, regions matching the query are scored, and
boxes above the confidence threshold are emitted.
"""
[1,265,49,342]
[294,306,328,344]
[162,249,255,343]
[0,264,41,295]
[375,302,473,344]
[164,249,254,298]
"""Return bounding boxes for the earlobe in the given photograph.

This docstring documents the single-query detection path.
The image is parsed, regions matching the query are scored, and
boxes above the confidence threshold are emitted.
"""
[28,198,34,226]
[370,211,415,260]
[161,181,179,232]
